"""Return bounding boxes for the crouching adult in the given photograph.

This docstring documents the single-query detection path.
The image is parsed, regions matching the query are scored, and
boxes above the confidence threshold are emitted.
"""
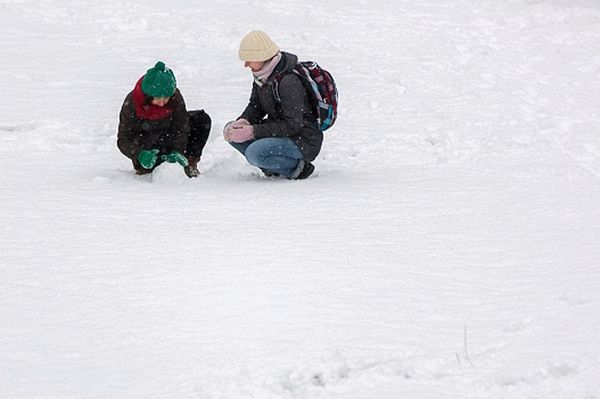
[223,31,322,179]
[117,61,211,178]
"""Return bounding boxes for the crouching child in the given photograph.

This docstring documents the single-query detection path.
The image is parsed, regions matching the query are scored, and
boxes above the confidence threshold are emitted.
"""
[117,61,211,178]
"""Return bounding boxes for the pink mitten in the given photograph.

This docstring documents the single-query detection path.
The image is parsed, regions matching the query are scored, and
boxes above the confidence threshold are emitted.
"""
[223,119,251,142]
[226,124,254,143]
[232,118,250,127]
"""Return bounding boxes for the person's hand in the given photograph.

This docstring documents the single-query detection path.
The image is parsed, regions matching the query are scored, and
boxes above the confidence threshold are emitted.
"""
[232,118,250,127]
[226,124,254,143]
[138,149,159,169]
[160,151,189,167]
[223,121,235,141]
[223,118,251,142]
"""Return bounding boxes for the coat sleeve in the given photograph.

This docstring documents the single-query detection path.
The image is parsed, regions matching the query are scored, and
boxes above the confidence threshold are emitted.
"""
[240,83,266,124]
[168,90,190,153]
[117,94,142,161]
[253,74,306,139]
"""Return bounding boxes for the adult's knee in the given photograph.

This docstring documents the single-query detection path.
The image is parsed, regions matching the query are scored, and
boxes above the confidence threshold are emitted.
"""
[244,140,266,166]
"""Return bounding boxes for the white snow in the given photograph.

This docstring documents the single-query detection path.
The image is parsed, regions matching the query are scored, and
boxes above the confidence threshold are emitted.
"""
[1,0,600,398]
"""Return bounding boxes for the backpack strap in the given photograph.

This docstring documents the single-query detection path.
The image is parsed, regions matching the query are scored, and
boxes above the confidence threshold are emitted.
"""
[271,69,295,103]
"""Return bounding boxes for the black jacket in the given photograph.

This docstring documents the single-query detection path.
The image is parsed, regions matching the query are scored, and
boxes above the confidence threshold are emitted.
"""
[240,52,323,162]
[117,87,190,165]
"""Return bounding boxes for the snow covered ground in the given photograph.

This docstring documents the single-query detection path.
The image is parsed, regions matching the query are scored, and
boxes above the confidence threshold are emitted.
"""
[1,0,600,398]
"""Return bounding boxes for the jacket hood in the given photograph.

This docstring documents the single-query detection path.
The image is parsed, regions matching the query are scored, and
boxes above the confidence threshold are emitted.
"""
[273,51,298,76]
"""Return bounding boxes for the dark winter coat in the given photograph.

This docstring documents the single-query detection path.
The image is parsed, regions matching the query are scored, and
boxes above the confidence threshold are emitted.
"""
[240,52,323,162]
[117,78,190,165]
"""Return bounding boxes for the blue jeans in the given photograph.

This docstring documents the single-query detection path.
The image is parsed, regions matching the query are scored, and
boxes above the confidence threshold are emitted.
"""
[229,137,305,178]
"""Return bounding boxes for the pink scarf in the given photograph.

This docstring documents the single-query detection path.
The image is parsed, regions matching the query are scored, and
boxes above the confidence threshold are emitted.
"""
[253,52,282,85]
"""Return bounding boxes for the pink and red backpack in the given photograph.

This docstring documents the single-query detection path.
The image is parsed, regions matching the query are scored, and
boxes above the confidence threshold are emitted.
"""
[273,61,338,131]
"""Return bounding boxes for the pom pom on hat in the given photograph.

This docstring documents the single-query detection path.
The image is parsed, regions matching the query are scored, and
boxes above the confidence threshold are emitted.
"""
[141,61,177,98]
[238,31,280,62]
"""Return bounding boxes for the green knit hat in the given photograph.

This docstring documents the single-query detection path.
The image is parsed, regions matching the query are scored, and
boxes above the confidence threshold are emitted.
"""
[141,61,177,98]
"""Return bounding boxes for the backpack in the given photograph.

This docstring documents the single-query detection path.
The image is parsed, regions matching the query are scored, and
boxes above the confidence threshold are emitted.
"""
[272,61,338,131]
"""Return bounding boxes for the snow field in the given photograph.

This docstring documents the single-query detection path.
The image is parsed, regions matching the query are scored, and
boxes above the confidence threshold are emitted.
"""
[1,0,600,398]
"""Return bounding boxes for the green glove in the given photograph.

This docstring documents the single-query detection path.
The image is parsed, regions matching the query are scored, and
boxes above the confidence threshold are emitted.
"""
[160,151,189,167]
[138,149,159,169]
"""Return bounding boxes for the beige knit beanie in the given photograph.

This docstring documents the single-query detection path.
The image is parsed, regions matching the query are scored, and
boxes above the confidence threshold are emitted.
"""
[238,31,280,62]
